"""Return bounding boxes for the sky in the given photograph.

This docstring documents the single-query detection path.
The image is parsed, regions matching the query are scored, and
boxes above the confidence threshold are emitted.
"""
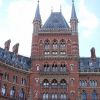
[0,0,100,57]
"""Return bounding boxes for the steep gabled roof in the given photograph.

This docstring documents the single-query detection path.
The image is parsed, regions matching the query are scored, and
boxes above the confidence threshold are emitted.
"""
[33,1,41,22]
[42,12,69,29]
[71,0,77,19]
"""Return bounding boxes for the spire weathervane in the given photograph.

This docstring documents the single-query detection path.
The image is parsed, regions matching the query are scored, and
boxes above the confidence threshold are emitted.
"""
[72,0,74,4]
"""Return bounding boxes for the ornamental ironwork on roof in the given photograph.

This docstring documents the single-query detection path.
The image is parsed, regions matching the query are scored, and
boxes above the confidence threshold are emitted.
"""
[79,58,100,70]
[42,12,69,29]
[0,47,31,71]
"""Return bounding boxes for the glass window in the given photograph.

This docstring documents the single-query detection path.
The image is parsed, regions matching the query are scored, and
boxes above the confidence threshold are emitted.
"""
[19,88,25,100]
[43,93,49,100]
[13,76,17,83]
[81,90,87,100]
[10,86,15,98]
[52,94,57,100]
[1,85,6,96]
[92,90,97,100]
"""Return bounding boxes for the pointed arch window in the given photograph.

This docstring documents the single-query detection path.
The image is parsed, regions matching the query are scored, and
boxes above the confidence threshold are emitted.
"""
[92,90,98,100]
[44,40,50,50]
[43,79,49,88]
[43,93,49,100]
[51,79,58,87]
[81,90,87,100]
[52,40,58,50]
[60,64,66,72]
[52,64,58,72]
[19,88,25,100]
[10,86,15,98]
[1,84,6,96]
[52,93,58,100]
[61,93,67,100]
[44,63,50,72]
[60,79,67,87]
[60,39,66,49]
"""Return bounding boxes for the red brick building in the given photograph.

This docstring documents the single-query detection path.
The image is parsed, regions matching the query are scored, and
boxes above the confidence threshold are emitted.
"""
[0,0,100,100]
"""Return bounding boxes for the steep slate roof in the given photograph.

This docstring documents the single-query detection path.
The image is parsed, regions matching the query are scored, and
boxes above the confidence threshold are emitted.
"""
[79,57,100,71]
[42,12,69,29]
[0,47,31,71]
[33,1,41,22]
[71,0,77,19]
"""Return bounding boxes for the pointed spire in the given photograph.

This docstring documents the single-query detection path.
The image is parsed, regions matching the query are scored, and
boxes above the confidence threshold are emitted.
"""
[71,0,77,19]
[34,0,41,22]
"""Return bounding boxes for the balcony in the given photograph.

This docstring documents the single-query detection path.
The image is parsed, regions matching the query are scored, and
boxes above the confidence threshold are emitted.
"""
[40,67,68,75]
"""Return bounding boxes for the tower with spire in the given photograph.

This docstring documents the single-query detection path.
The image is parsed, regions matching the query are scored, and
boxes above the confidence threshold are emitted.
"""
[70,0,78,34]
[33,0,41,34]
[31,0,79,100]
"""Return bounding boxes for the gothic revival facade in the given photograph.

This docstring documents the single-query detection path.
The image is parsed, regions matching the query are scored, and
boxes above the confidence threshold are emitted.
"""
[0,1,100,100]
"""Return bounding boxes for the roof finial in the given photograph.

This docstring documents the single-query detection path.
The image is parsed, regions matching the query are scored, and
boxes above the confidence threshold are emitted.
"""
[60,5,62,12]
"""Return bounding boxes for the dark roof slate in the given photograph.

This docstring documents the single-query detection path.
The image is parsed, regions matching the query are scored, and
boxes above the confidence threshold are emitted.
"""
[42,12,69,29]
[0,47,31,71]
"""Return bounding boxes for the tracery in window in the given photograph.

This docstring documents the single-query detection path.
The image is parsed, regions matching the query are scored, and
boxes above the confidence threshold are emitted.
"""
[52,39,58,50]
[43,79,49,88]
[44,40,50,50]
[51,79,58,87]
[60,39,66,49]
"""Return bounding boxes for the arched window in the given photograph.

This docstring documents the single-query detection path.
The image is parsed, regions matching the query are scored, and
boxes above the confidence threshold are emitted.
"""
[90,80,97,87]
[44,63,50,72]
[43,93,49,100]
[3,72,9,80]
[60,79,67,87]
[10,86,15,98]
[52,93,57,100]
[52,64,58,72]
[52,39,58,50]
[80,80,87,87]
[92,90,97,100]
[19,88,25,100]
[43,79,49,88]
[60,39,66,49]
[81,90,87,100]
[60,64,66,72]
[51,79,58,87]
[61,93,67,100]
[44,40,50,50]
[1,84,6,96]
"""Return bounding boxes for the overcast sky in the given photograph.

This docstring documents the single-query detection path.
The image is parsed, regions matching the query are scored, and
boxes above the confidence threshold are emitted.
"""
[0,0,100,57]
